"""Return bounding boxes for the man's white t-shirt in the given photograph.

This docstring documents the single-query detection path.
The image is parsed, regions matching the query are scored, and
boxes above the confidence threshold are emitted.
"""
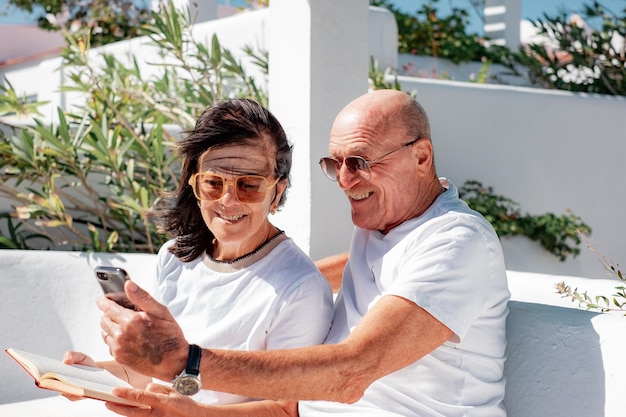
[299,179,510,417]
[154,236,334,405]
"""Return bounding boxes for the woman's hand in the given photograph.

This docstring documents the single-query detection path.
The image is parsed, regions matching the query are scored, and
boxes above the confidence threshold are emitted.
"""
[107,383,299,417]
[106,383,198,417]
[60,351,99,401]
[63,350,98,368]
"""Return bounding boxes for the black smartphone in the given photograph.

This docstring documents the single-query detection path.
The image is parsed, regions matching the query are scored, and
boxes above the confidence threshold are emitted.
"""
[94,266,137,310]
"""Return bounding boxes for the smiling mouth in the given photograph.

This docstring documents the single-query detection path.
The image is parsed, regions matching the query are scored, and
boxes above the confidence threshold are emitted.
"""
[218,213,246,222]
[347,191,373,201]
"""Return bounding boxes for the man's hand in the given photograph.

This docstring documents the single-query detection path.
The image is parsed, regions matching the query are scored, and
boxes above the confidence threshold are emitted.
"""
[98,281,188,382]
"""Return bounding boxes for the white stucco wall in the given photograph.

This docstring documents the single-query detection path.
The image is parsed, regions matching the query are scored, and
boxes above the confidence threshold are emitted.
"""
[1,5,625,280]
[392,78,626,280]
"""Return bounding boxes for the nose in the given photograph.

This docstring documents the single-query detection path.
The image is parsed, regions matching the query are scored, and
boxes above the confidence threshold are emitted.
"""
[337,163,361,190]
[220,183,238,205]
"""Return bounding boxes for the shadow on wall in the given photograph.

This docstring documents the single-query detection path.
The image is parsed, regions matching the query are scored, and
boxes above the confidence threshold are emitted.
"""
[0,250,156,404]
[504,301,604,417]
[0,276,75,403]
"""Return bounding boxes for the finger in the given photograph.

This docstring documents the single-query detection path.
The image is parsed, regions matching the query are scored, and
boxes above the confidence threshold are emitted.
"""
[111,386,190,417]
[124,281,168,317]
[145,382,177,394]
[97,295,135,324]
[112,387,163,409]
[62,350,82,364]
[62,351,96,367]
[99,310,118,342]
[105,402,152,417]
[61,393,85,402]
[98,296,140,343]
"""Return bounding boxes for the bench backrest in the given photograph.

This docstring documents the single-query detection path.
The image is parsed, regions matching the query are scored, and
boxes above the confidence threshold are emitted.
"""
[1,250,625,417]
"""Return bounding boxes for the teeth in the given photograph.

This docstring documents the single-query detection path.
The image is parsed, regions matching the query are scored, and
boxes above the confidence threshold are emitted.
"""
[348,191,371,201]
[221,214,244,221]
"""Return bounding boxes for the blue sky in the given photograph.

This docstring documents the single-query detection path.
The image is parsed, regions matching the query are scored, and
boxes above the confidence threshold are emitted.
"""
[0,0,624,31]
[390,0,625,33]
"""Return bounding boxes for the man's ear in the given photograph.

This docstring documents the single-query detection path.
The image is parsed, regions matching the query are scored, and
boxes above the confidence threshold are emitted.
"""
[414,139,434,173]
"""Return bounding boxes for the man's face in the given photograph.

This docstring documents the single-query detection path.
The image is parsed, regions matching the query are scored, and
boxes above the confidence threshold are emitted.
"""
[328,114,423,234]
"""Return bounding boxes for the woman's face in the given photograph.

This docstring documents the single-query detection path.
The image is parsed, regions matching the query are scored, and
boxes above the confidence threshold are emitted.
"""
[195,138,286,258]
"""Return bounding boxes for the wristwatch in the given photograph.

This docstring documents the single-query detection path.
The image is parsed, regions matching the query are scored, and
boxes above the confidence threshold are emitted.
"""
[172,344,202,395]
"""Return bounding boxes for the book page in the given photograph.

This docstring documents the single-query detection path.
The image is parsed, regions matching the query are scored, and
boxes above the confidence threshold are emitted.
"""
[8,348,130,388]
[6,348,143,407]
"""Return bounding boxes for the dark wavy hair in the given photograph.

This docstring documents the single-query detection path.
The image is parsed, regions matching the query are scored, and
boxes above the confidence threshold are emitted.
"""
[157,98,293,262]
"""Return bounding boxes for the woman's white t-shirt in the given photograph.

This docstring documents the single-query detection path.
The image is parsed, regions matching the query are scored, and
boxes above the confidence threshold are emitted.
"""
[154,236,334,405]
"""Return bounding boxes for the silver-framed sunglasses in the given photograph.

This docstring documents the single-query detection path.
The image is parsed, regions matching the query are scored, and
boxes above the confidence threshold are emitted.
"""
[319,138,421,182]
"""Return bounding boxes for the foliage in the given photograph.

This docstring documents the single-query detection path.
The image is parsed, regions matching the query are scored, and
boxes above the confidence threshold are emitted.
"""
[0,2,595,255]
[370,0,489,64]
[369,57,403,91]
[372,0,625,96]
[501,1,626,96]
[0,0,268,253]
[0,212,51,249]
[459,180,591,261]
[0,78,49,117]
[6,0,153,47]
[556,233,626,313]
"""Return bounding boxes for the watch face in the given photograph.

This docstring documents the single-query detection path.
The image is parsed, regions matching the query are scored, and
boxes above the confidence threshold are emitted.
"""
[173,375,202,395]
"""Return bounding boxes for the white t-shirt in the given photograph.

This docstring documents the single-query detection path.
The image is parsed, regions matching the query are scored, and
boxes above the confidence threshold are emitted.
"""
[154,236,334,405]
[299,179,510,417]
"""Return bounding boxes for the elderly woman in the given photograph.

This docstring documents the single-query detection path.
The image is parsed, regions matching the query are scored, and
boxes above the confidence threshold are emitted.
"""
[64,98,334,407]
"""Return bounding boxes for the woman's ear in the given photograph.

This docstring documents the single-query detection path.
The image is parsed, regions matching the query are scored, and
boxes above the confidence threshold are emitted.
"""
[271,178,288,213]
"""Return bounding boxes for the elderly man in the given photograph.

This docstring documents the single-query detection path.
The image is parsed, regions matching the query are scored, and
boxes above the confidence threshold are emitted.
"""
[101,89,510,417]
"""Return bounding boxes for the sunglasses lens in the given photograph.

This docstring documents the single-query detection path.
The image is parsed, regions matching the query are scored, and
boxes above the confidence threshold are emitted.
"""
[193,174,269,203]
[319,156,371,181]
[319,158,339,181]
[195,174,225,200]
[235,176,267,203]
[344,157,369,172]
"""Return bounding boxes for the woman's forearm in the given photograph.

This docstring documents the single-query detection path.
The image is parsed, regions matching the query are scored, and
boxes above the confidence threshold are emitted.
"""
[97,359,153,388]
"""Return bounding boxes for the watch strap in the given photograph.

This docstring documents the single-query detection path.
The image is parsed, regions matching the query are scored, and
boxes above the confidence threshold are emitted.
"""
[185,344,201,376]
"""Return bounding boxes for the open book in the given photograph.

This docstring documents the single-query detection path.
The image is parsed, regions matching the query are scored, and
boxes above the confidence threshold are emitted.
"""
[5,348,144,407]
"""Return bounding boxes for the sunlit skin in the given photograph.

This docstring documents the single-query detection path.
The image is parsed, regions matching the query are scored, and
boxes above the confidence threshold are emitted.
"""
[328,91,442,234]
[197,137,287,260]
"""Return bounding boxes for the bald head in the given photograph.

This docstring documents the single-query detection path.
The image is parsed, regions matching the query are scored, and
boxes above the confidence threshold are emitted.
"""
[333,90,431,144]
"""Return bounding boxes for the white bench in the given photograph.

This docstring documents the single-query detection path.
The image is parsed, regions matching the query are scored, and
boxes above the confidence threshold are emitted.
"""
[1,249,625,416]
[0,249,157,416]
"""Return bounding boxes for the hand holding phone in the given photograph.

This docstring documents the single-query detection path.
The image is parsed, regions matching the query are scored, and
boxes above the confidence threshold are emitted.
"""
[94,266,138,310]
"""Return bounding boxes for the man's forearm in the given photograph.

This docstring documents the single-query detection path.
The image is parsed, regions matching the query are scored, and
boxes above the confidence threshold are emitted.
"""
[198,343,372,403]
[195,295,452,404]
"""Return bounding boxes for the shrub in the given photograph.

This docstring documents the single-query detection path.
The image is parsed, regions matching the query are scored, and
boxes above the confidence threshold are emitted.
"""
[459,180,591,261]
[370,0,489,64]
[0,1,267,252]
[504,1,626,96]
